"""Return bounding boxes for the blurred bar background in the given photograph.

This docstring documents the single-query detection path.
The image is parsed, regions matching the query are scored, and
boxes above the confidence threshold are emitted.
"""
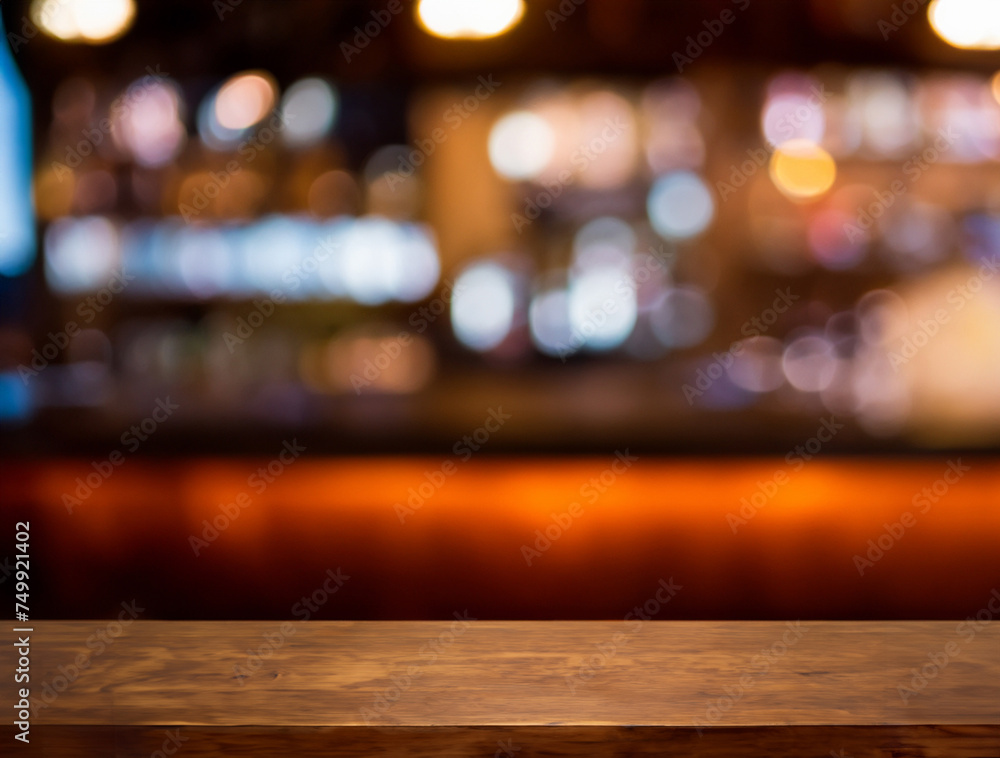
[1,0,999,620]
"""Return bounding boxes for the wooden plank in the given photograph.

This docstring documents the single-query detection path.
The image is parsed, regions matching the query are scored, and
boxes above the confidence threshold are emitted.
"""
[3,621,998,726]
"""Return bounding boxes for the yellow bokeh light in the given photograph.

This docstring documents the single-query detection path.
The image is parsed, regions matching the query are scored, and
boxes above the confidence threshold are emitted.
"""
[769,140,836,200]
[30,0,136,44]
[214,72,277,130]
[416,0,525,39]
[34,166,76,221]
[990,71,1000,105]
[928,0,1000,50]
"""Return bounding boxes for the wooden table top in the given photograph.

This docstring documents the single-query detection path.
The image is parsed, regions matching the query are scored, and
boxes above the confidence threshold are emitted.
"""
[4,620,998,727]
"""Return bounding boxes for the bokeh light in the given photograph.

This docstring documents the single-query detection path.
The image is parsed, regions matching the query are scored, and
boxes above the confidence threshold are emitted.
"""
[928,0,1000,49]
[762,93,825,147]
[31,0,136,44]
[782,333,839,392]
[488,111,556,181]
[281,78,338,147]
[111,78,186,167]
[215,71,277,130]
[727,336,785,393]
[575,90,638,189]
[324,327,436,395]
[807,207,866,270]
[451,262,518,352]
[416,0,525,39]
[769,139,836,199]
[848,73,918,158]
[646,171,715,240]
[529,287,573,357]
[573,216,635,270]
[568,268,638,352]
[45,216,120,292]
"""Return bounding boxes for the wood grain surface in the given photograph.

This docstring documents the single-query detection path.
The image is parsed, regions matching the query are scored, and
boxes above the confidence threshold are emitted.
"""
[2,621,997,755]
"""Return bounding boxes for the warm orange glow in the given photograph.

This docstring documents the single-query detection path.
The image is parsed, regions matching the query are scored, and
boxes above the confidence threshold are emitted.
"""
[769,139,836,199]
[10,457,998,621]
[214,72,277,130]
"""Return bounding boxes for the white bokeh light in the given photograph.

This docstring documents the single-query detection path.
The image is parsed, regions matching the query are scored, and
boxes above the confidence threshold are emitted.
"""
[281,78,338,147]
[529,288,573,357]
[929,0,1000,49]
[417,0,524,39]
[647,171,715,240]
[762,93,825,146]
[451,262,518,352]
[113,79,186,167]
[568,268,638,351]
[488,111,556,181]
[782,334,839,392]
[45,217,119,292]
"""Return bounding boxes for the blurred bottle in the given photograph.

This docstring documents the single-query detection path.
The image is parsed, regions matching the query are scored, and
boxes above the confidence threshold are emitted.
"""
[0,11,36,277]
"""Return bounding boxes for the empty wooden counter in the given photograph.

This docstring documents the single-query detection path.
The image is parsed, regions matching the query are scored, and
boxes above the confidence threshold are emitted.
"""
[2,620,998,756]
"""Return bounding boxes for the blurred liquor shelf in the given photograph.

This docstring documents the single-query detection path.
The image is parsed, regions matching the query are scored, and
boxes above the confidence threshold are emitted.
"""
[5,0,1000,452]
